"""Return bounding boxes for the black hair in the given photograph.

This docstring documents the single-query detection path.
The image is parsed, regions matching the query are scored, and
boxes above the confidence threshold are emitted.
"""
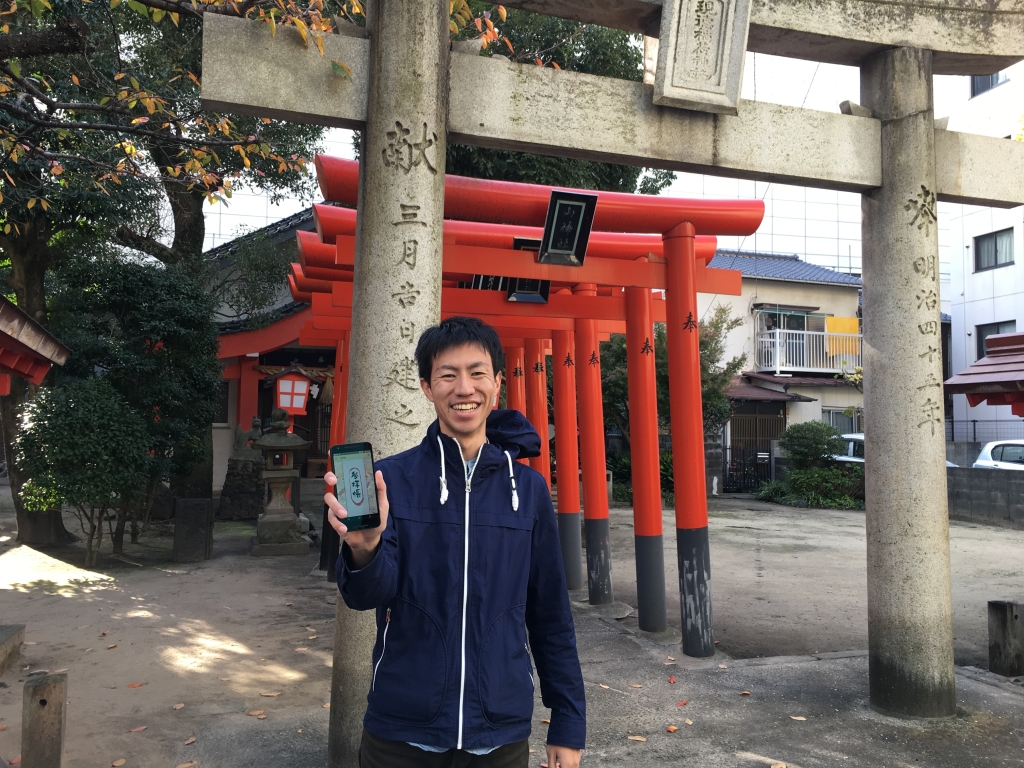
[415,316,506,382]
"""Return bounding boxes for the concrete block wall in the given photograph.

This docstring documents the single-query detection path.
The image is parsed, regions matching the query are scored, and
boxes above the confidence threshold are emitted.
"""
[946,441,983,468]
[947,467,1024,528]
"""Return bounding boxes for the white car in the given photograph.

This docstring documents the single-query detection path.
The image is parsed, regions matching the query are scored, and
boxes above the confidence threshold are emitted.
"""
[972,440,1024,470]
[835,433,958,467]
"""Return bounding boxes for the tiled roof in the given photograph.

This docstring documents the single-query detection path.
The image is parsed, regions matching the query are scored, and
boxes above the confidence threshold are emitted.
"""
[743,371,856,388]
[205,207,315,266]
[217,299,309,336]
[727,377,817,402]
[709,250,862,286]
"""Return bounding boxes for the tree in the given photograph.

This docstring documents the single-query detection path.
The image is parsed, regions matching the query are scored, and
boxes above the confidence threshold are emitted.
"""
[778,421,847,469]
[601,304,746,449]
[47,249,222,551]
[15,378,151,566]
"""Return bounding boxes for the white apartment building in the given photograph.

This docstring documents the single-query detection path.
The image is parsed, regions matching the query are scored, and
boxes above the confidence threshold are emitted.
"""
[941,63,1024,442]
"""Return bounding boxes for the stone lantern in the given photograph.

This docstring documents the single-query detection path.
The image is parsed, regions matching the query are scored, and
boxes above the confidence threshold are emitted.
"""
[250,407,311,556]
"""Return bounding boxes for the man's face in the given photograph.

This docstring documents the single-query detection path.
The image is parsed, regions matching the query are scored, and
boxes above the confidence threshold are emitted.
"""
[420,343,502,442]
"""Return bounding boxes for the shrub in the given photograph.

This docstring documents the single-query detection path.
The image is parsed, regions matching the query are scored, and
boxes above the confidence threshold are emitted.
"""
[778,421,848,469]
[606,452,633,486]
[758,465,865,510]
[755,480,788,503]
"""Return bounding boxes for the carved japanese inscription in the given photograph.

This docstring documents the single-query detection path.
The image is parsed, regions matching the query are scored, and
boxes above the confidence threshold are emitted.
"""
[654,0,752,115]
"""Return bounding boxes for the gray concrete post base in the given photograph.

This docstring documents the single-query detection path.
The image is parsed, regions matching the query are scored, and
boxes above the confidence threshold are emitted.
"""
[634,534,668,633]
[677,526,714,657]
[22,672,67,768]
[557,511,584,590]
[584,517,614,605]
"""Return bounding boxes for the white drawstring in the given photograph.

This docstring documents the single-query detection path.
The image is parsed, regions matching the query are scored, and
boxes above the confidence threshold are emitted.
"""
[438,436,449,505]
[505,451,519,511]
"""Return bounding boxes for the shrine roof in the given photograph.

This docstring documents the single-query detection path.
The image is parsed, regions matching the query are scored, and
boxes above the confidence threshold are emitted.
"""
[945,332,1024,395]
[205,207,315,266]
[709,250,862,287]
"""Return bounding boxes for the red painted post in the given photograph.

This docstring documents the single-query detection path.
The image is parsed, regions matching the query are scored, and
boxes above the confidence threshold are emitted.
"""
[506,346,526,415]
[332,332,350,445]
[663,222,714,657]
[574,283,613,605]
[525,338,551,488]
[552,328,583,590]
[625,284,668,632]
[237,360,261,431]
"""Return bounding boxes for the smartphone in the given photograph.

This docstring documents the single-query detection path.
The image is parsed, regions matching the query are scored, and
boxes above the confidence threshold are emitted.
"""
[329,442,381,532]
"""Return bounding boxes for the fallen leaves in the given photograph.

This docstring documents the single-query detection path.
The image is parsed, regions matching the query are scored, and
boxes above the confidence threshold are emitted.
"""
[541,719,550,724]
[627,735,647,742]
[285,603,293,607]
[10,756,21,765]
[54,668,69,674]
[740,691,751,696]
[685,718,694,726]
[294,647,308,652]
[247,710,264,717]
[629,684,643,689]
[718,664,727,669]
[125,682,147,689]
[103,685,118,689]
[667,656,675,661]
[322,703,330,709]
[173,703,185,710]
[789,716,806,721]
[128,726,147,733]
[0,726,5,732]
[668,677,677,684]
[260,691,282,697]
[676,700,689,706]
[175,762,198,768]
[184,737,196,745]
[217,676,230,681]
[666,725,678,733]
[598,684,610,690]
[107,645,118,650]
[771,764,787,768]
[112,760,126,767]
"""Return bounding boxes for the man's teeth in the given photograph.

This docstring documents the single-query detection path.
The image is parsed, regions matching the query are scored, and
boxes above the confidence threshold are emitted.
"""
[452,404,478,411]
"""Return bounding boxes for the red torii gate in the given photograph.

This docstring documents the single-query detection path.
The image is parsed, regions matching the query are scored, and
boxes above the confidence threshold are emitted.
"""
[299,156,762,656]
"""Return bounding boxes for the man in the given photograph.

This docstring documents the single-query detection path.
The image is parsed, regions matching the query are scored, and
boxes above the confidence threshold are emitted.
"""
[325,316,586,768]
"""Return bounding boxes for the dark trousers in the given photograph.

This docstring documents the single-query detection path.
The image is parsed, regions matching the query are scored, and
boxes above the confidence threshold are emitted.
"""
[359,728,530,768]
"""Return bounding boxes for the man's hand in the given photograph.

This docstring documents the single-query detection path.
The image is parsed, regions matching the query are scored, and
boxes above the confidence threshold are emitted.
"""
[324,470,389,570]
[546,745,581,768]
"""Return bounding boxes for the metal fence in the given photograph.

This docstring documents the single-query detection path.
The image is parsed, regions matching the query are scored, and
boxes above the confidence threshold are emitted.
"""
[755,329,862,374]
[723,446,771,493]
[945,419,1024,443]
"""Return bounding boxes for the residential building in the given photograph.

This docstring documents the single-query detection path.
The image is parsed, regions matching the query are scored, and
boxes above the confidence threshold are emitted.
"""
[942,61,1024,442]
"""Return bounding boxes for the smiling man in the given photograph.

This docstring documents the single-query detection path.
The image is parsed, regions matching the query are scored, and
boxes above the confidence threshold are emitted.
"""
[325,316,586,768]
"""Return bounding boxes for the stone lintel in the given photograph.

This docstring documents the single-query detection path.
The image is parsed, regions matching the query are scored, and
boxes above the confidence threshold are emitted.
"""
[202,16,1024,207]
[935,130,1024,209]
[501,0,1024,75]
[201,14,368,128]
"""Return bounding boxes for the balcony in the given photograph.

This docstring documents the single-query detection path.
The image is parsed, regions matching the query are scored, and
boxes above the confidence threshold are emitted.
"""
[755,329,862,374]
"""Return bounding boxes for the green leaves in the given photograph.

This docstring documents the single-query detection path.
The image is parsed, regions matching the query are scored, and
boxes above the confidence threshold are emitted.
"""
[331,60,352,81]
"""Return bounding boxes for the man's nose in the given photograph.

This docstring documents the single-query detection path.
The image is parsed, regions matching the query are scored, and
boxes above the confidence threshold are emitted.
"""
[453,373,475,394]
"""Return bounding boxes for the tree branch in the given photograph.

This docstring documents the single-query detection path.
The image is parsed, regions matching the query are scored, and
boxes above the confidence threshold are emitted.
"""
[0,17,92,60]
[131,0,258,17]
[115,225,181,264]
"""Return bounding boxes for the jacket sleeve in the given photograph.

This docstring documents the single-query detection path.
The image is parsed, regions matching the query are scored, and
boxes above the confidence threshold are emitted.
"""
[336,475,398,611]
[525,475,587,750]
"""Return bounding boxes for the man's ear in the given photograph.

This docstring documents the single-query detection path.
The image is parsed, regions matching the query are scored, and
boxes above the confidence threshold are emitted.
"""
[420,377,433,403]
[493,373,502,408]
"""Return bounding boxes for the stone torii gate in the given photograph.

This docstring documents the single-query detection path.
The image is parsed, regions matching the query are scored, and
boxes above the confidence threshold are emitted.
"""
[201,0,1024,760]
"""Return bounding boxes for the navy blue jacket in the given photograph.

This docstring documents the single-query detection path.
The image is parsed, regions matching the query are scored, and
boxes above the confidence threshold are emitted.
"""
[338,410,586,751]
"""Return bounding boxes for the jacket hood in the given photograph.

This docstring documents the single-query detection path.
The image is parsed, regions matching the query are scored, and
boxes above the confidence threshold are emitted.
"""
[484,409,541,460]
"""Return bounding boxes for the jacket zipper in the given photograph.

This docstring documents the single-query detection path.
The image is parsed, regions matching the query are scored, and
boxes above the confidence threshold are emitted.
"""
[454,440,479,751]
[371,607,391,692]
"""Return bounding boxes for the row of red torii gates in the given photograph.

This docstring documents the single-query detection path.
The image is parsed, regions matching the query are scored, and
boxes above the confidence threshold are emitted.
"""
[225,156,763,655]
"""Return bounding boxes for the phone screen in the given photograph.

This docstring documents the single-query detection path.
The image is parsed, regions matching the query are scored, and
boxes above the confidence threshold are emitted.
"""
[330,442,380,531]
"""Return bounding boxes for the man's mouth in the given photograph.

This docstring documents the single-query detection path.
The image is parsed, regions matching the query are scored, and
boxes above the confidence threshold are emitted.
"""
[451,403,479,412]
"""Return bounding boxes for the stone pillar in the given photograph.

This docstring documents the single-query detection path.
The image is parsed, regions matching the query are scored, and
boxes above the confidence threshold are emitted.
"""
[552,328,583,590]
[328,1,449,764]
[574,284,613,605]
[525,338,551,487]
[22,672,67,768]
[625,285,667,633]
[663,223,715,657]
[860,47,955,718]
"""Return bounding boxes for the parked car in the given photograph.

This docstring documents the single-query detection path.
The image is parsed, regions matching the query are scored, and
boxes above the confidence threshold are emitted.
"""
[834,433,958,467]
[972,439,1024,470]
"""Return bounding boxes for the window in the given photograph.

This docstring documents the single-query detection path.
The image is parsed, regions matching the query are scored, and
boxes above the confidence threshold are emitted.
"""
[974,228,1014,272]
[999,444,1024,464]
[970,71,1008,98]
[976,320,1016,360]
[822,408,859,435]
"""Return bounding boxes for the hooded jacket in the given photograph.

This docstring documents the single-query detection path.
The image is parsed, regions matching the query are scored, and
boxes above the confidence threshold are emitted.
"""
[338,410,587,752]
